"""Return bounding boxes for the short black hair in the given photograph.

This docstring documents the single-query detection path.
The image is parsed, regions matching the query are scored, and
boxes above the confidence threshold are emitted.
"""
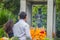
[19,12,27,19]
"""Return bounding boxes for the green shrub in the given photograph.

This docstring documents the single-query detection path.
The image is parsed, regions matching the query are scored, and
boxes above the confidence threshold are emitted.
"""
[10,37,19,40]
[44,38,54,40]
[0,28,7,38]
[0,9,8,25]
[0,8,16,27]
[0,9,16,37]
[0,3,17,37]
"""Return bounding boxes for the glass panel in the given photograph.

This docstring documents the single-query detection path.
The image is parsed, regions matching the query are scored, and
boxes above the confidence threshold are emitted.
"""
[32,5,47,28]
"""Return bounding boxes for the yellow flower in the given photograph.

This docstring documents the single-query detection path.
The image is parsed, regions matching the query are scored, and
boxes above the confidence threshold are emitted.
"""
[0,38,3,40]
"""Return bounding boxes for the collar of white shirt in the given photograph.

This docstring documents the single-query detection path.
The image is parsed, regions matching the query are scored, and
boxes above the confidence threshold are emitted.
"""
[19,19,25,22]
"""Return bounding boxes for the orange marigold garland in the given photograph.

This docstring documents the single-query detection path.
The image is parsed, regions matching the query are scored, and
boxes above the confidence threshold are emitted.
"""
[30,27,46,40]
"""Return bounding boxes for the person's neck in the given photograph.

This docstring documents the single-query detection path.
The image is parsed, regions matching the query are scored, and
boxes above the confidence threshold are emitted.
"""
[20,19,26,22]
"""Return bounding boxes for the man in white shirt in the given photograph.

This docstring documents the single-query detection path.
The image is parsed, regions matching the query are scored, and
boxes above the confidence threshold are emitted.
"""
[13,12,31,40]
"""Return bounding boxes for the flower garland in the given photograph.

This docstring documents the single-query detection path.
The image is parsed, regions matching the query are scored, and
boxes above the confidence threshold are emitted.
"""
[30,27,46,40]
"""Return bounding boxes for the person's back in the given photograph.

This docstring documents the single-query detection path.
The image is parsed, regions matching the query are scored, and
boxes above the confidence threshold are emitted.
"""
[13,19,26,37]
[13,12,31,40]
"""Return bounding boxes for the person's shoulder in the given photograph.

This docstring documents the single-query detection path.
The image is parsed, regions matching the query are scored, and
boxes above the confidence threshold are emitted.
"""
[24,22,29,25]
[13,22,19,27]
[13,23,19,29]
[24,22,30,27]
[14,22,18,26]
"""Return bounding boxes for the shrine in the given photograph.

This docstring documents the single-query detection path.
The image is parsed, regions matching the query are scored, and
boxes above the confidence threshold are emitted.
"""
[20,0,56,39]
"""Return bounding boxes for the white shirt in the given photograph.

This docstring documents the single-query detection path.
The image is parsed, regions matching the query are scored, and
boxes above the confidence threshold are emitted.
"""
[13,19,31,40]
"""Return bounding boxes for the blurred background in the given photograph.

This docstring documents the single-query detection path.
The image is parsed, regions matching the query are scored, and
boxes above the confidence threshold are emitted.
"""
[0,0,60,39]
